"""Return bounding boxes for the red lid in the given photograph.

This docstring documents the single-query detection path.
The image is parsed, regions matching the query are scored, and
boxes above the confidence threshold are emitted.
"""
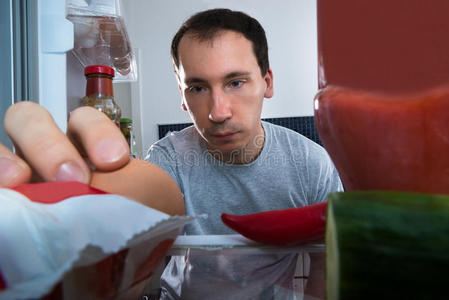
[84,65,115,77]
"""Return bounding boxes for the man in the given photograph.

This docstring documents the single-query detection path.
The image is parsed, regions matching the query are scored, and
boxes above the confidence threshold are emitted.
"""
[1,8,341,299]
[148,8,342,234]
[148,9,342,299]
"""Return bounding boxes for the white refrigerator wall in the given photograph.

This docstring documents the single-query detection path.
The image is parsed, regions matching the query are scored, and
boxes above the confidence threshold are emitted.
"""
[39,0,73,132]
[119,0,318,157]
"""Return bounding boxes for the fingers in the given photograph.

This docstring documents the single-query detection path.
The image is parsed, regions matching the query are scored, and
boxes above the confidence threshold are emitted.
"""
[4,101,91,183]
[4,102,130,186]
[0,143,32,187]
[68,106,129,171]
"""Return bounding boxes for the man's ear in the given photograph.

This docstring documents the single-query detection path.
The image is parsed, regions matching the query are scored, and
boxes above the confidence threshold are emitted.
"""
[263,68,274,98]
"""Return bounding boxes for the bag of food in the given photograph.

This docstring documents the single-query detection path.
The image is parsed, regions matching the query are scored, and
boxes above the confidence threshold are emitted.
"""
[0,182,193,299]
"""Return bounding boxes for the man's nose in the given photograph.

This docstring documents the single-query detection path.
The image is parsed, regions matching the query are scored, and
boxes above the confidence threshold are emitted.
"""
[208,90,232,123]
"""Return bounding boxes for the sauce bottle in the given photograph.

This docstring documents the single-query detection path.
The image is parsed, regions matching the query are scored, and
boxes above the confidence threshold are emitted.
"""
[119,118,136,157]
[83,65,121,125]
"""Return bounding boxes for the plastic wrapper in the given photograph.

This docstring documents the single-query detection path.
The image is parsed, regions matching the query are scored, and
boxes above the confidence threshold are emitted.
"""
[66,0,137,81]
[0,184,194,299]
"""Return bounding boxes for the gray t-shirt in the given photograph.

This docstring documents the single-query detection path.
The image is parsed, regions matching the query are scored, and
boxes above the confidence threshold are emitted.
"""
[146,121,342,299]
[146,121,343,234]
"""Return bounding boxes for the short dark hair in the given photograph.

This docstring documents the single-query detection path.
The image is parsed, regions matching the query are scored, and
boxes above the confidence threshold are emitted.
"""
[171,8,269,76]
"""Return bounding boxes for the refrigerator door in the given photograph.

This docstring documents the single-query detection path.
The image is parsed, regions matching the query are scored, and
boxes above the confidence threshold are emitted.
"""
[0,0,73,150]
[0,0,14,149]
[38,0,74,132]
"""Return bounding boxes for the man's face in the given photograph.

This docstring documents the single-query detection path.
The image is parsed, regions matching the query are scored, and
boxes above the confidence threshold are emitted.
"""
[176,30,274,161]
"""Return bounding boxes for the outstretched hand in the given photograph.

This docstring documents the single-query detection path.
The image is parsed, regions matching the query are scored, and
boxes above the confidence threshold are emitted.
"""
[1,101,129,187]
[1,102,185,215]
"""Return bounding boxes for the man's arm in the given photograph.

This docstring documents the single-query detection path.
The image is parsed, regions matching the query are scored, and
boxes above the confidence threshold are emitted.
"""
[2,101,185,215]
[91,159,185,216]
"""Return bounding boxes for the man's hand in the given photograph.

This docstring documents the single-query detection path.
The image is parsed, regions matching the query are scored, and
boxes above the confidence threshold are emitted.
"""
[2,101,129,186]
[1,102,185,216]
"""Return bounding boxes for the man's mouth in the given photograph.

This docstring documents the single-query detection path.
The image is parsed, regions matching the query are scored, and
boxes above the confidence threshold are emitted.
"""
[212,132,238,141]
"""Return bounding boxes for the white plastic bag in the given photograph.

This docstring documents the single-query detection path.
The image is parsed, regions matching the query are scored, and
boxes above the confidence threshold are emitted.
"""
[0,185,193,299]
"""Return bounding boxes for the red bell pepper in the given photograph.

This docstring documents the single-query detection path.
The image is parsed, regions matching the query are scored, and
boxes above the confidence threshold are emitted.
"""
[314,84,449,195]
[221,202,327,246]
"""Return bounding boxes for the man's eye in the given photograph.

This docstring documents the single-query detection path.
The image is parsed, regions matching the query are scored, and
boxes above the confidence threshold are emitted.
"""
[230,80,244,88]
[188,86,205,93]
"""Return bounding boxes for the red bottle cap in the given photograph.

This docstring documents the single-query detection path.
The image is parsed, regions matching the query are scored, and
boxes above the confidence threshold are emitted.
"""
[84,65,115,77]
